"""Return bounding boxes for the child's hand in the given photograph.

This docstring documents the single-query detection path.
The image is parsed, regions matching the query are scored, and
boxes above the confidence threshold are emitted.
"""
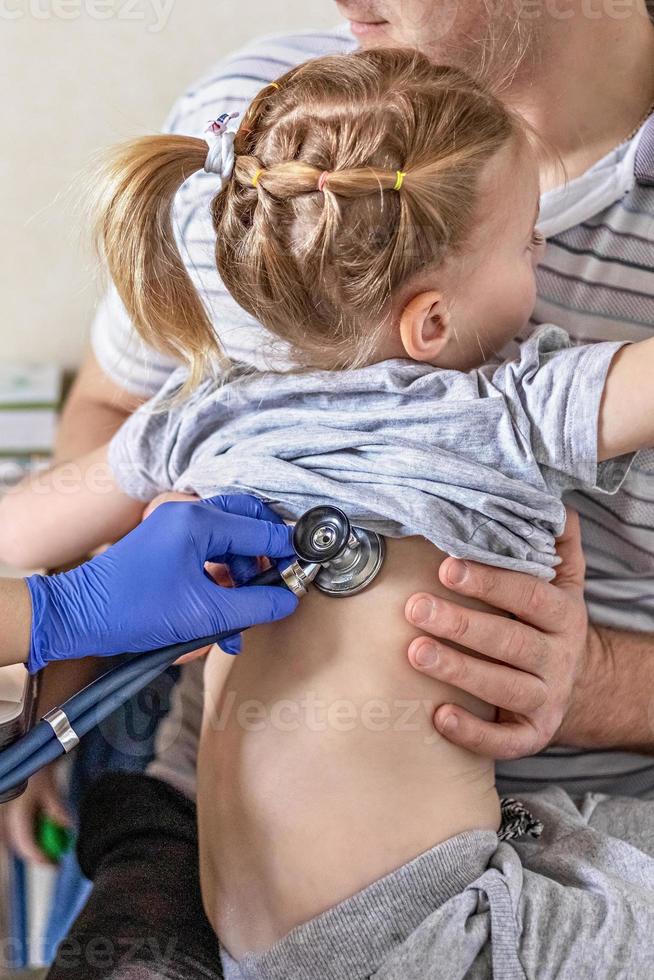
[143,491,200,521]
[0,764,72,865]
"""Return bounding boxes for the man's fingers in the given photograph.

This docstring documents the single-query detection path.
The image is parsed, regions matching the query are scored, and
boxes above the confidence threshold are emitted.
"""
[438,559,568,633]
[409,638,548,714]
[405,516,589,762]
[433,705,540,760]
[406,594,549,674]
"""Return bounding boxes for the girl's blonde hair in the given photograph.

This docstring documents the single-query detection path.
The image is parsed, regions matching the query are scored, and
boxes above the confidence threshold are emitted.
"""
[93,48,523,384]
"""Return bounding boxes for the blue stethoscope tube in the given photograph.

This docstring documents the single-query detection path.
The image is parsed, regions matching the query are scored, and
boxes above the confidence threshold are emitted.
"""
[0,566,281,799]
[0,506,385,801]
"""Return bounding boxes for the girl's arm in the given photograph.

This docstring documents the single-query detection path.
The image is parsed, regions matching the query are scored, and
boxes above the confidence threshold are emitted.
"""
[0,445,145,570]
[599,337,654,460]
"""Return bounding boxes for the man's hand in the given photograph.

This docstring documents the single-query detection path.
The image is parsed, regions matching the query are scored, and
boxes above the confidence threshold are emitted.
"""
[405,509,589,760]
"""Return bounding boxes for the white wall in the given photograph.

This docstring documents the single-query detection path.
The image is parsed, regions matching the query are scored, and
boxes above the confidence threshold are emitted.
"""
[0,0,338,370]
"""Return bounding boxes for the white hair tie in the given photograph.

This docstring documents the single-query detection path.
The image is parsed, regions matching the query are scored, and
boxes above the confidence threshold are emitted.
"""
[204,112,240,191]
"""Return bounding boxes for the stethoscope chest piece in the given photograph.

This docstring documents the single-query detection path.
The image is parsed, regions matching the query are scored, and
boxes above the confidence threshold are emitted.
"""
[292,506,385,597]
[0,502,387,803]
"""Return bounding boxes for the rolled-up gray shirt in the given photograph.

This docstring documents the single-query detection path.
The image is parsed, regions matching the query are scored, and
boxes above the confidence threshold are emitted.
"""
[109,325,631,580]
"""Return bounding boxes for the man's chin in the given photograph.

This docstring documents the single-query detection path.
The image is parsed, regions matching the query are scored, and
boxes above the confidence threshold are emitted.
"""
[347,20,393,46]
[346,18,458,61]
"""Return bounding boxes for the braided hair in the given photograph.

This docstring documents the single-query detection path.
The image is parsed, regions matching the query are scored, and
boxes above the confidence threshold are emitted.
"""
[92,48,523,383]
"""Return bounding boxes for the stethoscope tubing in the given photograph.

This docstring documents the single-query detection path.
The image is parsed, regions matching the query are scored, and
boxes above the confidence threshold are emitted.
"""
[0,565,283,797]
[0,630,241,796]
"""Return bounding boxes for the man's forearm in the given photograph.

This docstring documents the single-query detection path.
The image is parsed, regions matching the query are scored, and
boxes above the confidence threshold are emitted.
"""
[557,624,654,753]
[48,349,145,700]
[55,350,144,461]
[56,395,129,460]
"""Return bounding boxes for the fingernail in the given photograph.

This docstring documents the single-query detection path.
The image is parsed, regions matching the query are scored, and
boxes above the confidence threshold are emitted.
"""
[439,713,459,733]
[415,643,439,668]
[446,560,468,586]
[409,598,435,625]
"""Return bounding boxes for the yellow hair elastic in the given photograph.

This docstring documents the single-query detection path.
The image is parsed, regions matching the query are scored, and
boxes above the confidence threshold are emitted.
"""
[269,82,280,90]
[252,169,264,188]
[393,170,407,191]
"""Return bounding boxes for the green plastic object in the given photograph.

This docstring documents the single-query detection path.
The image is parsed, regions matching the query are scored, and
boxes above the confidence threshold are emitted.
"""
[36,814,74,863]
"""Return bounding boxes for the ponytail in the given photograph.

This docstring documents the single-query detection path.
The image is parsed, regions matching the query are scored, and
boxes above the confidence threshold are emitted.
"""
[90,134,223,389]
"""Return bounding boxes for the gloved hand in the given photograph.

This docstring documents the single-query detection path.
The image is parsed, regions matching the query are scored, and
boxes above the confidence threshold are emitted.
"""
[25,494,298,673]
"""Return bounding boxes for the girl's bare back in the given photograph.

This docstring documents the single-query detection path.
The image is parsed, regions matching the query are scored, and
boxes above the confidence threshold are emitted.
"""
[197,536,501,958]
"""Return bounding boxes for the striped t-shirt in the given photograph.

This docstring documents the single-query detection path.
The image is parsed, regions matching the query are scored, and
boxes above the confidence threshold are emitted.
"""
[91,25,654,797]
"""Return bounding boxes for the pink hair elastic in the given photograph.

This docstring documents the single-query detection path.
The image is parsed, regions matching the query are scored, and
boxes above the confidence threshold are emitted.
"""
[318,171,331,193]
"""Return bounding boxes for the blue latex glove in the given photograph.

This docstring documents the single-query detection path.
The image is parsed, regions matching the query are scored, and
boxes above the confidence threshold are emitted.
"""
[25,494,299,673]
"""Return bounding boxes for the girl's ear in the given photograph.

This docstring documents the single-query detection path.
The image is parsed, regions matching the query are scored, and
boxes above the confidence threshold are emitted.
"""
[399,291,451,363]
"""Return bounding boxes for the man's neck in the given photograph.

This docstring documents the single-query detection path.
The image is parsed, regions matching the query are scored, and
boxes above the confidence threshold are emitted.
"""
[504,1,654,183]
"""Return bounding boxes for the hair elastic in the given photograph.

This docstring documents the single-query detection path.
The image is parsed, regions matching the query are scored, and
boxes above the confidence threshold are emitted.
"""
[393,170,407,191]
[269,82,280,90]
[252,169,264,188]
[204,112,240,188]
[318,171,330,193]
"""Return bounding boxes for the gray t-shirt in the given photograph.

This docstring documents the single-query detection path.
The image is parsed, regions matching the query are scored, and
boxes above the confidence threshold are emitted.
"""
[109,326,631,580]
